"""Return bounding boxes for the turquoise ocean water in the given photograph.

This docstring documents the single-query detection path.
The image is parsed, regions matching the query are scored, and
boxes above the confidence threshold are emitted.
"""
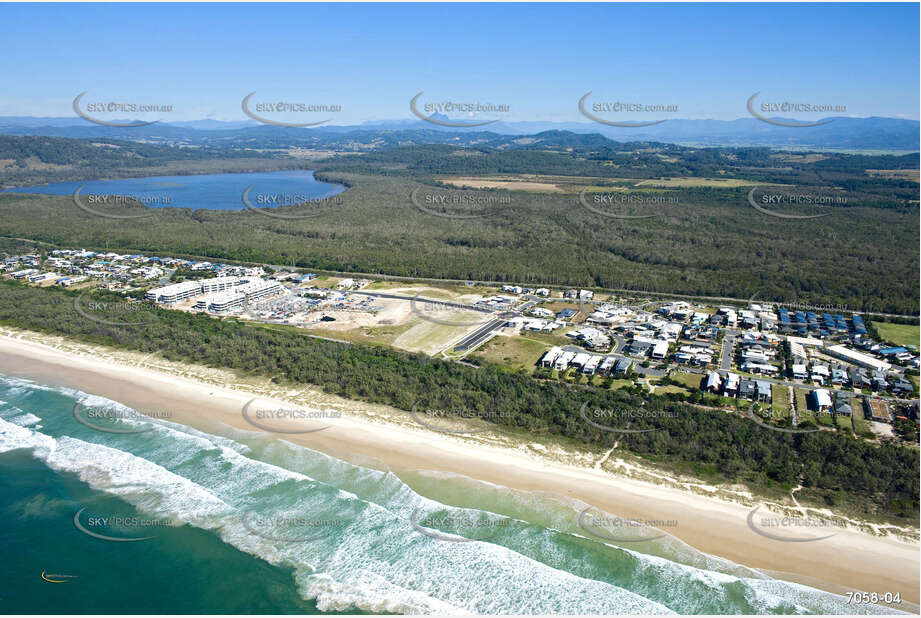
[0,372,910,614]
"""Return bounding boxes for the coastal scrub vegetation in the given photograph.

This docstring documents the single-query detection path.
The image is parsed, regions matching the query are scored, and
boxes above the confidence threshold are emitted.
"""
[1,281,917,524]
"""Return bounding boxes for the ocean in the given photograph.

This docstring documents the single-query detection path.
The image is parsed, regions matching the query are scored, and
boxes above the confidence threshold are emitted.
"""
[0,372,909,615]
[1,170,345,211]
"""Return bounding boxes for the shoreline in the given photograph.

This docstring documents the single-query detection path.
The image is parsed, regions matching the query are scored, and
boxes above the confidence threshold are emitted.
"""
[0,331,918,608]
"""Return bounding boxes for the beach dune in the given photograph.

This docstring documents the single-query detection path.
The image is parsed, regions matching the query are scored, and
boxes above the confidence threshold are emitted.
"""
[0,332,917,607]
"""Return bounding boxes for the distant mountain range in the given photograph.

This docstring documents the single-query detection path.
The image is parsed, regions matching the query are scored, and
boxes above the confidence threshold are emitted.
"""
[0,115,917,151]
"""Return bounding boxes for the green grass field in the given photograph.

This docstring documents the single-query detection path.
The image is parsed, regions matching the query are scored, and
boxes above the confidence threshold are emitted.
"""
[835,414,854,431]
[608,379,634,391]
[853,410,873,436]
[519,332,573,348]
[871,322,920,348]
[470,336,548,372]
[654,384,691,395]
[670,371,703,390]
[771,384,790,415]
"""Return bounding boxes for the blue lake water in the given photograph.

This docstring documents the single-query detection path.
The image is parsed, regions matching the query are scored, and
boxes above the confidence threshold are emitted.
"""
[1,170,345,211]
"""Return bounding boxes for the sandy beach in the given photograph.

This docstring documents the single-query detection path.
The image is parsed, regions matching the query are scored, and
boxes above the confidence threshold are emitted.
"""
[0,330,918,607]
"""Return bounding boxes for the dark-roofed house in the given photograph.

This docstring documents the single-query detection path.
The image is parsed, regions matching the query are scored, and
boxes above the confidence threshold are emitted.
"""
[834,396,853,417]
[739,380,756,401]
[872,371,889,391]
[628,340,652,357]
[849,367,871,389]
[556,309,576,320]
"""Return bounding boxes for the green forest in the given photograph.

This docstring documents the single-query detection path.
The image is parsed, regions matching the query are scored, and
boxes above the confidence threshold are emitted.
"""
[0,281,917,524]
[0,135,287,187]
[0,135,918,313]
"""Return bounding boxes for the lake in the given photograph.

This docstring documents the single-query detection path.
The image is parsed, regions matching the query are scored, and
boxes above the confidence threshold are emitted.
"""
[1,170,345,211]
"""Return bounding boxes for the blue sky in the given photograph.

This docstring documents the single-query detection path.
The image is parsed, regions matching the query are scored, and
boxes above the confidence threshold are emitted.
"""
[1,2,918,123]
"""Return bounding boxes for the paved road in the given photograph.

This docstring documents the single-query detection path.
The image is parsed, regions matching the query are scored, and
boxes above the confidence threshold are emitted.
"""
[448,297,542,353]
[349,290,492,314]
[453,318,507,352]
[154,268,176,287]
[720,329,739,371]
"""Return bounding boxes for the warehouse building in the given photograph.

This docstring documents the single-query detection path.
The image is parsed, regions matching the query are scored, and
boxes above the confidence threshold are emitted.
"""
[826,345,892,372]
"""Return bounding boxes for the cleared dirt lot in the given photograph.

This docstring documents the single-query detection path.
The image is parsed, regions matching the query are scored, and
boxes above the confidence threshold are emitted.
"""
[866,169,920,182]
[437,176,567,193]
[393,312,491,355]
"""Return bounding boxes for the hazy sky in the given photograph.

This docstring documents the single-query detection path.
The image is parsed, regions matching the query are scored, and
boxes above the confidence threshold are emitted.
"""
[1,2,918,123]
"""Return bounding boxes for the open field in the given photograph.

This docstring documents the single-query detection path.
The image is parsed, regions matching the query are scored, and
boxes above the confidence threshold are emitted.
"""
[671,371,703,390]
[437,175,569,193]
[872,321,921,348]
[363,280,493,301]
[437,174,771,192]
[392,315,486,355]
[518,331,573,348]
[771,384,790,415]
[854,410,873,436]
[794,387,811,412]
[470,333,548,371]
[867,169,921,182]
[773,153,831,164]
[836,414,855,431]
[633,177,768,188]
[653,384,692,395]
